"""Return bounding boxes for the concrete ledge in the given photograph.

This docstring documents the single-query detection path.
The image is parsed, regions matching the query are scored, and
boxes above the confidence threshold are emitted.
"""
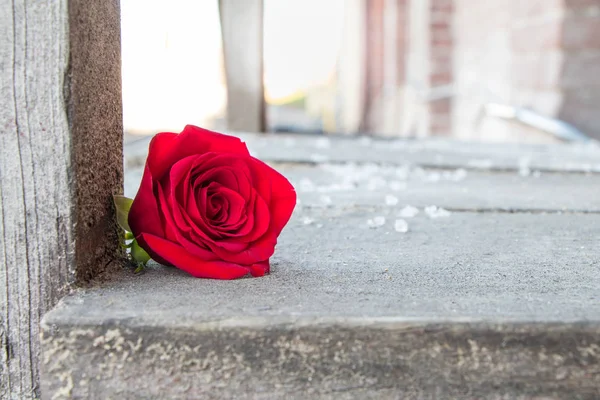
[41,318,600,399]
[40,209,600,399]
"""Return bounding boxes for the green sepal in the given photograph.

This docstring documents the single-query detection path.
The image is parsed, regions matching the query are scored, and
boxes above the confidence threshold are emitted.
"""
[130,239,151,266]
[113,195,134,232]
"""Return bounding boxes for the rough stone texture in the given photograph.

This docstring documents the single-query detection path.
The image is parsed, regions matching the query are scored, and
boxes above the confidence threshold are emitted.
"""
[124,132,600,173]
[41,209,600,399]
[0,0,122,397]
[127,161,600,212]
[42,135,600,398]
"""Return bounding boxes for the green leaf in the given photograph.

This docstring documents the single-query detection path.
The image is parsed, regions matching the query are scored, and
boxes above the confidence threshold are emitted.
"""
[113,195,134,232]
[130,239,151,265]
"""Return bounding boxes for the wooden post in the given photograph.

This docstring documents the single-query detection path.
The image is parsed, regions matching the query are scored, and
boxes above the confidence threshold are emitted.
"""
[219,0,266,132]
[0,0,123,397]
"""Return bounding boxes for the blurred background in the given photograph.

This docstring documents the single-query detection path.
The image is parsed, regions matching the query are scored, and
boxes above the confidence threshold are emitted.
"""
[121,0,600,143]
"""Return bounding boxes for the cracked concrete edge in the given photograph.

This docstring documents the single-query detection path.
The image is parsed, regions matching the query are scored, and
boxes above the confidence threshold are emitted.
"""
[40,318,600,400]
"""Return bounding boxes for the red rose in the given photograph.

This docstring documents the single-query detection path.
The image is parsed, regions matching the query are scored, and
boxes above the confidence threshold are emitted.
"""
[128,125,296,279]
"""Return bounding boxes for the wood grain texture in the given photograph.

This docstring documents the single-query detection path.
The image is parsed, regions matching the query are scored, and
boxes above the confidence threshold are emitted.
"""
[0,1,123,398]
[219,0,265,132]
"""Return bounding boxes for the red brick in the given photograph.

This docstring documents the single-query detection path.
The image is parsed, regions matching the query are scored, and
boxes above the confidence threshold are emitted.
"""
[430,72,452,85]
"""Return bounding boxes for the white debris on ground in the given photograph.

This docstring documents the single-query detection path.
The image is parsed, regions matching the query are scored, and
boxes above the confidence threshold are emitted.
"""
[366,176,388,191]
[367,216,386,228]
[424,205,452,218]
[518,157,531,177]
[302,216,314,225]
[394,219,409,233]
[398,205,419,218]
[389,180,407,191]
[315,137,331,149]
[295,164,468,198]
[319,195,332,205]
[385,194,399,206]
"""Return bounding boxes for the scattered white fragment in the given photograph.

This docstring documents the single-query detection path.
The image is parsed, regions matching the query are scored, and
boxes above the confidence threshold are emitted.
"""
[518,157,531,177]
[298,178,315,192]
[302,216,314,225]
[532,170,542,178]
[320,195,332,205]
[424,205,451,218]
[367,216,386,228]
[448,168,467,181]
[389,180,407,191]
[315,137,331,149]
[426,171,441,182]
[399,205,419,218]
[366,176,387,191]
[394,219,409,233]
[385,194,399,206]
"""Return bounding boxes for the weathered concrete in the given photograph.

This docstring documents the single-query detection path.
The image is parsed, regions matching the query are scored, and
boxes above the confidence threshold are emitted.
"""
[127,162,600,212]
[41,209,600,399]
[124,132,600,173]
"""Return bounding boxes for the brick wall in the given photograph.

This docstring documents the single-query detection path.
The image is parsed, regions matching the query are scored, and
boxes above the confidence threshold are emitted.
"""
[428,0,453,135]
[453,0,600,142]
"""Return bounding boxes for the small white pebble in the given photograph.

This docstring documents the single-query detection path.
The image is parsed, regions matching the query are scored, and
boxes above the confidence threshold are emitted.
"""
[367,216,386,228]
[394,219,409,233]
[424,205,451,218]
[389,181,407,191]
[399,205,419,218]
[320,195,332,205]
[448,168,467,181]
[385,194,399,206]
[302,216,314,225]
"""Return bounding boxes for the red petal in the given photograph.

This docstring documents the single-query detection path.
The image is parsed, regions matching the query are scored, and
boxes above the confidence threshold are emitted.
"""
[249,158,296,235]
[140,233,251,279]
[146,126,250,180]
[249,260,270,277]
[128,165,164,238]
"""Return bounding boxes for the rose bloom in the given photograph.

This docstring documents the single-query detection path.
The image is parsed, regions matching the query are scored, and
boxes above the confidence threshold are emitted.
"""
[128,125,296,279]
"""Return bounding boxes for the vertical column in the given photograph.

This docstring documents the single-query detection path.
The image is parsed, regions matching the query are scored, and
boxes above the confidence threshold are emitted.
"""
[219,0,266,133]
[0,0,123,397]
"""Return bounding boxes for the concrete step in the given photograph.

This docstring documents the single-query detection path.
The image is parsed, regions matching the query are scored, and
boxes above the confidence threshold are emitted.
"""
[40,208,600,399]
[124,132,600,173]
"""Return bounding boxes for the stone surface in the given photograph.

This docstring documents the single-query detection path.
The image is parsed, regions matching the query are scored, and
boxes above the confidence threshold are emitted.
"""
[124,132,600,173]
[126,162,600,212]
[0,1,122,398]
[41,209,600,398]
[41,135,600,399]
